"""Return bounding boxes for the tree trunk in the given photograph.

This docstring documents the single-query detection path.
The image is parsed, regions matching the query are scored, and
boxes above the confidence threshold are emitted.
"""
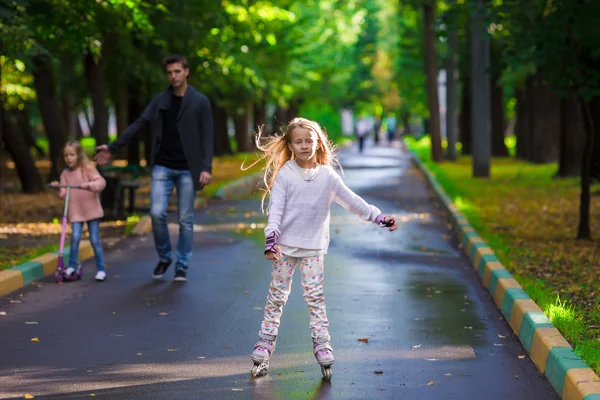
[285,100,299,123]
[470,0,491,177]
[423,0,443,162]
[253,99,267,134]
[460,75,472,155]
[84,52,109,146]
[576,95,593,240]
[528,76,560,163]
[1,108,45,193]
[514,88,527,159]
[272,106,286,135]
[113,86,129,159]
[446,15,458,161]
[402,111,411,135]
[491,72,508,157]
[557,94,584,177]
[31,53,66,181]
[17,107,45,158]
[234,106,252,153]
[590,96,600,180]
[62,89,79,141]
[126,87,142,165]
[213,102,232,156]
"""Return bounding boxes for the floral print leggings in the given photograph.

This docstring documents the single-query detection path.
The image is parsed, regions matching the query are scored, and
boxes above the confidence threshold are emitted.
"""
[260,255,330,341]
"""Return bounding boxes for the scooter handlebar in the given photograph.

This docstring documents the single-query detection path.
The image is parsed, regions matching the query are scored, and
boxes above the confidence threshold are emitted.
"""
[47,184,84,189]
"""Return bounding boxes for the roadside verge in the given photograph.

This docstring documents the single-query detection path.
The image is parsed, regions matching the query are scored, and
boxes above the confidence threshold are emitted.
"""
[411,152,600,400]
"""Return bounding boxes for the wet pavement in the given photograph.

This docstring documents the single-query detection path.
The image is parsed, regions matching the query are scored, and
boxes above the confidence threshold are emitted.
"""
[0,141,558,399]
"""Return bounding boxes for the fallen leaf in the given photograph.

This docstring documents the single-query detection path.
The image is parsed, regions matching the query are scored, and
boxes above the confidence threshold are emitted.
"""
[225,345,231,349]
[25,321,38,325]
[374,370,383,374]
[411,344,422,349]
[493,343,505,346]
[414,317,424,321]
[497,333,506,339]
[136,352,142,356]
[245,291,249,295]
[444,373,452,376]
[10,300,21,304]
[24,394,34,399]
[427,381,435,386]
[30,337,39,342]
[0,311,6,316]
[518,355,526,359]
[232,388,244,391]
[198,356,205,359]
[464,326,473,330]
[158,312,171,316]
[357,337,369,343]
[167,348,178,352]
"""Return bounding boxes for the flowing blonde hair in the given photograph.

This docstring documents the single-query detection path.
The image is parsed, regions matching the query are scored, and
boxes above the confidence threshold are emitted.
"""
[59,140,95,177]
[245,117,341,212]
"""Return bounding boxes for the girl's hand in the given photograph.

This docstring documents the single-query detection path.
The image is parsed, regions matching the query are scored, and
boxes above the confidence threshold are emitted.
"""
[49,181,59,189]
[81,183,91,191]
[265,245,281,261]
[384,216,398,232]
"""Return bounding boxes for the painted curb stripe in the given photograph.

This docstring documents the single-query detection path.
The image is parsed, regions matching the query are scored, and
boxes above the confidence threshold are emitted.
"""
[529,327,572,374]
[487,269,514,295]
[493,278,522,308]
[563,369,600,400]
[509,299,542,333]
[0,241,94,298]
[473,247,495,271]
[518,312,554,352]
[477,253,500,276]
[12,261,44,286]
[0,270,23,296]
[467,239,487,259]
[545,347,589,396]
[500,288,530,320]
[482,261,506,287]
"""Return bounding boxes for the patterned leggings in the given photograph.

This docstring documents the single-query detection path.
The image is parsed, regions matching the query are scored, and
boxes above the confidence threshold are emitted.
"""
[260,255,330,340]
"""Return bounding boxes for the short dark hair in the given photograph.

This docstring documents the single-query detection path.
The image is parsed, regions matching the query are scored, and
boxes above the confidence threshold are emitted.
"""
[163,54,188,70]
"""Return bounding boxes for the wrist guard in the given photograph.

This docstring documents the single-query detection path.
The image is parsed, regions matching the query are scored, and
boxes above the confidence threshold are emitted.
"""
[265,232,279,254]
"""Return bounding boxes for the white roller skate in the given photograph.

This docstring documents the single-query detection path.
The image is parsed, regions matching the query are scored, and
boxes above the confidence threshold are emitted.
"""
[250,333,276,378]
[313,338,334,381]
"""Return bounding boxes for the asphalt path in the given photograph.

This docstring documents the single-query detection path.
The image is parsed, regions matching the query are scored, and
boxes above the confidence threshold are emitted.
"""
[0,141,558,400]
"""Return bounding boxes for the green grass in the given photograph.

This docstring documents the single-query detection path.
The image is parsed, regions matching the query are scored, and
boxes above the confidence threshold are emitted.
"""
[405,135,600,374]
[0,243,59,270]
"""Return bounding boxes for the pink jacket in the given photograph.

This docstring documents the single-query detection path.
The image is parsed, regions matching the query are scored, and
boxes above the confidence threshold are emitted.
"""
[58,166,106,223]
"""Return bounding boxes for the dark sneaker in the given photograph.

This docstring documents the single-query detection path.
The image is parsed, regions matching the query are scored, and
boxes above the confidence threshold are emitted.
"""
[174,269,187,282]
[152,260,171,279]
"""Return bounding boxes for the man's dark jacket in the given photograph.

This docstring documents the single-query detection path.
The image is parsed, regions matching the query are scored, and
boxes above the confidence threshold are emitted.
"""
[108,85,213,191]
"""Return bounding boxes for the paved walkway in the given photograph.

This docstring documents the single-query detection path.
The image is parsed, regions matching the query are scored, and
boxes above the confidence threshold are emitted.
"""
[0,141,558,399]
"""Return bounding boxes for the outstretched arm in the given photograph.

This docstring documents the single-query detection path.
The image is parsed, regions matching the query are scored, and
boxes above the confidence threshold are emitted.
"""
[263,172,287,260]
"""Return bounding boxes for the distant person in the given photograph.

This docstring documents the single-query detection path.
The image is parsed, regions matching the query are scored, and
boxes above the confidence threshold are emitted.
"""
[356,116,370,153]
[50,140,107,281]
[94,54,214,282]
[385,114,397,143]
[246,117,398,380]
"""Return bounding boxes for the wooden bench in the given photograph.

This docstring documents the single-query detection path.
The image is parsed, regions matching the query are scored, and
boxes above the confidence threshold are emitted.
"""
[98,165,150,219]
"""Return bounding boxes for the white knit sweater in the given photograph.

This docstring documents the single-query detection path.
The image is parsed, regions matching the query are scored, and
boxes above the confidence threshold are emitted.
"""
[264,160,382,251]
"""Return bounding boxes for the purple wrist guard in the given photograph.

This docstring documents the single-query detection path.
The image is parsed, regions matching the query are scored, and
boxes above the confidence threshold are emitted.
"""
[265,232,279,254]
[376,215,394,227]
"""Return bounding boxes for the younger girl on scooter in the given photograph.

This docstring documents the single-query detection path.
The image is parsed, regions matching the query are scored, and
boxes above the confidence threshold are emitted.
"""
[50,140,107,281]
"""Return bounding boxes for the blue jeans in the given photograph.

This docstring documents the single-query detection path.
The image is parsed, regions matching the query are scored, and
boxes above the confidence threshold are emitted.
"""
[69,219,105,271]
[150,165,196,270]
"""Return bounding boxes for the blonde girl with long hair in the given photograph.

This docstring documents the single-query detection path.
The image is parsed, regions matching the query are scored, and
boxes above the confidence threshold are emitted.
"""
[248,117,398,380]
[50,140,107,281]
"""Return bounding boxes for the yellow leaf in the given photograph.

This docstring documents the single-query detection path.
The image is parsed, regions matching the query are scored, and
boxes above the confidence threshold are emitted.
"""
[427,381,435,386]
[25,394,34,399]
[497,333,506,339]
[30,337,39,342]
[357,337,369,343]
[444,373,452,376]
[518,355,526,359]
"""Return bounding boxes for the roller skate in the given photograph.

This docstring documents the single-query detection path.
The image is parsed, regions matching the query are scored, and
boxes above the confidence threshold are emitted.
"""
[313,338,334,381]
[250,333,276,378]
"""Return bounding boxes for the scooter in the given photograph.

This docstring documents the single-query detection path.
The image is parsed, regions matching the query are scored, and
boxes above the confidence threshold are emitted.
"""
[49,184,84,283]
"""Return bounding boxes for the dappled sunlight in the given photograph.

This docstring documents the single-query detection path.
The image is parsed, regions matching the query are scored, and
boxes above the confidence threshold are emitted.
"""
[0,345,475,398]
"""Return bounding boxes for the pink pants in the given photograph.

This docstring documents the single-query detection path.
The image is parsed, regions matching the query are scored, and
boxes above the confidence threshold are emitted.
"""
[260,255,330,340]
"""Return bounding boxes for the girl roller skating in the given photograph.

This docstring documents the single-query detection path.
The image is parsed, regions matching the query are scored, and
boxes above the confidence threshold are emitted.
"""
[247,118,397,380]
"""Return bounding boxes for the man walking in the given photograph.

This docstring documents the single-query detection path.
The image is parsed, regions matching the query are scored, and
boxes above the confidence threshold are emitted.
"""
[94,55,213,282]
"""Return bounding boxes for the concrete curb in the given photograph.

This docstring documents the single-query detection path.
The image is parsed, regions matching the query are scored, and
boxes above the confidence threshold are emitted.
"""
[213,171,265,200]
[0,240,94,297]
[410,152,600,400]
